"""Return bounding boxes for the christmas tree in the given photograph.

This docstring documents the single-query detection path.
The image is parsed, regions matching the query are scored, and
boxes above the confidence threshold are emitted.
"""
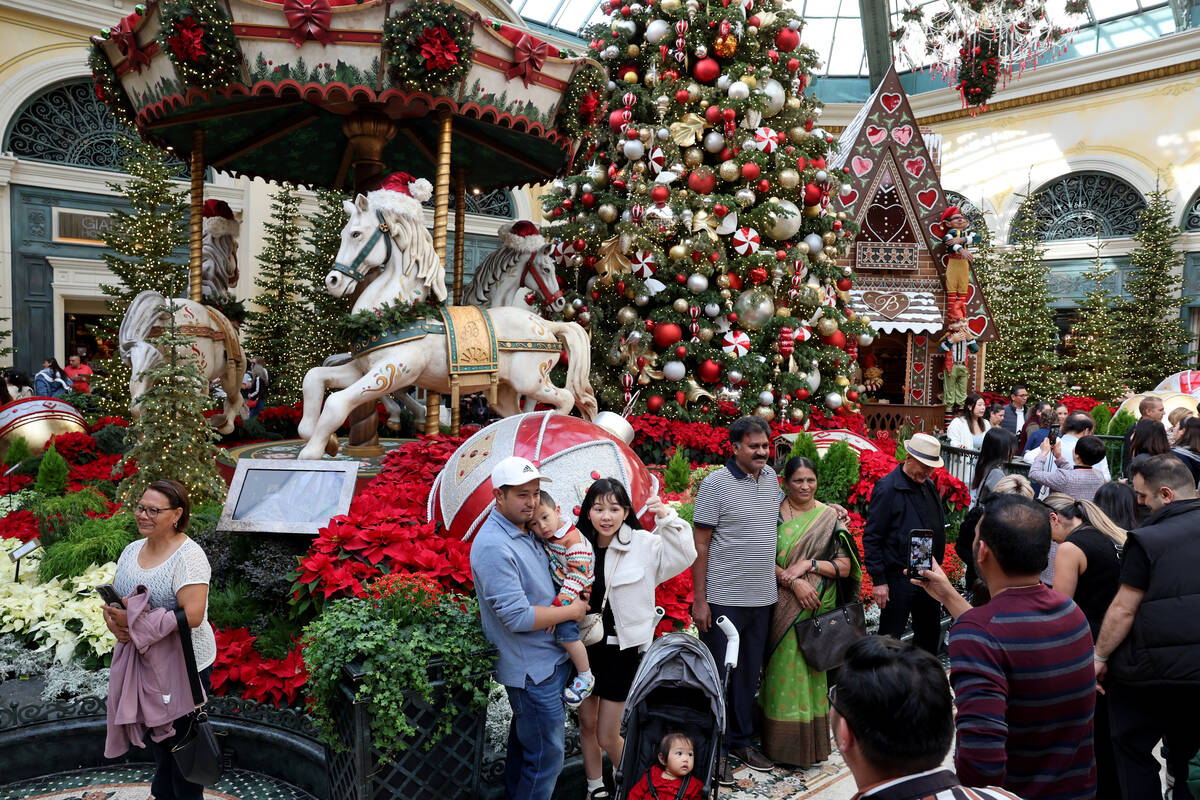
[543,0,865,424]
[93,140,189,413]
[295,188,351,376]
[1068,237,1127,404]
[976,192,1061,399]
[118,298,225,507]
[1118,184,1191,391]
[242,184,308,405]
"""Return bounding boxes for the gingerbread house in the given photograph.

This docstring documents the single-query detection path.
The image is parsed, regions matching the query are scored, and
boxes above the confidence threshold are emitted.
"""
[830,67,995,433]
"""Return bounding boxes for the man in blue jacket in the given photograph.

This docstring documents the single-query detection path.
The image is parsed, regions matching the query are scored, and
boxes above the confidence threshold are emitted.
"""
[862,433,946,654]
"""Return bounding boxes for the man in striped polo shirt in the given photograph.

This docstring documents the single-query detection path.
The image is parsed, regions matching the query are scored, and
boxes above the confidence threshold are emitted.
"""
[692,415,782,782]
[949,495,1096,799]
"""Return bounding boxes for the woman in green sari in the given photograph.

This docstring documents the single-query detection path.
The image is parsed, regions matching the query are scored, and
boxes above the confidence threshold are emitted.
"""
[760,456,862,766]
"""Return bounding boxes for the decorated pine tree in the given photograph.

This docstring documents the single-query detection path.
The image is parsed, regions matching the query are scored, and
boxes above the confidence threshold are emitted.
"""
[92,141,189,413]
[1068,237,1127,404]
[977,194,1061,399]
[1118,184,1191,391]
[295,188,351,375]
[543,2,864,424]
[118,299,225,507]
[242,184,308,405]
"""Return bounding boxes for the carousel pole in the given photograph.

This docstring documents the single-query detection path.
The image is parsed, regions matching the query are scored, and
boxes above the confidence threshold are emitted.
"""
[453,168,467,305]
[342,111,396,458]
[189,129,205,301]
[426,110,453,436]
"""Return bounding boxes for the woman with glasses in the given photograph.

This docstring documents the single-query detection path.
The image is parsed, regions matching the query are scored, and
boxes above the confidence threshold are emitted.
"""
[103,480,214,800]
[759,456,861,767]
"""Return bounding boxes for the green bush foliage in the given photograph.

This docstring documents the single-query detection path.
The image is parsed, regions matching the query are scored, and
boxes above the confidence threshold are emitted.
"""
[688,464,723,493]
[38,513,137,582]
[93,425,131,456]
[31,488,110,546]
[815,441,860,506]
[1108,410,1137,439]
[14,453,44,477]
[35,446,70,496]
[207,579,267,631]
[1090,404,1113,436]
[663,447,691,494]
[3,437,32,466]
[787,433,820,465]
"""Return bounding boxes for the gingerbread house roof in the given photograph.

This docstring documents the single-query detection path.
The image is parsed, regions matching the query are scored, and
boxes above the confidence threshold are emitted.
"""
[832,66,995,342]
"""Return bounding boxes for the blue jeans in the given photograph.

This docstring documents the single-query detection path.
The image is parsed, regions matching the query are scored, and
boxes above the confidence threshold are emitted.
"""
[555,619,580,644]
[504,659,569,800]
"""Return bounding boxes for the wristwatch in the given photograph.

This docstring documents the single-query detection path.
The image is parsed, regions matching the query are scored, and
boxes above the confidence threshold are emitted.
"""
[811,559,819,574]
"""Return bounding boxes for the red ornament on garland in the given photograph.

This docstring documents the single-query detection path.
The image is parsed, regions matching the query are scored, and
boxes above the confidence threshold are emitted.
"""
[821,329,846,349]
[693,57,720,83]
[646,395,665,412]
[697,358,722,383]
[836,277,853,291]
[167,15,206,62]
[688,169,716,195]
[416,25,460,71]
[741,162,760,180]
[775,27,800,52]
[653,322,683,348]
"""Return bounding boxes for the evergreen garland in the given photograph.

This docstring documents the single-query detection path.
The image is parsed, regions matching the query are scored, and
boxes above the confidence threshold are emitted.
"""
[159,0,242,89]
[384,0,475,92]
[88,43,136,127]
[1067,237,1128,404]
[337,299,445,352]
[558,66,607,139]
[957,29,999,107]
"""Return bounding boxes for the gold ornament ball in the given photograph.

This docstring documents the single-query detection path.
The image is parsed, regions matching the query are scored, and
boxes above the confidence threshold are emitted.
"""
[687,82,702,101]
[716,273,731,289]
[788,126,807,143]
[742,74,756,88]
[698,327,714,342]
[684,147,704,167]
[593,171,608,189]
[778,168,800,189]
[837,211,847,220]
[617,306,639,325]
[836,375,850,387]
[816,316,838,336]
[0,399,87,454]
[804,204,820,217]
[817,251,829,263]
[789,406,807,423]
[775,305,791,316]
[627,44,640,57]
[796,242,810,254]
[669,243,688,260]
[719,288,731,299]
[632,161,647,175]
[823,231,837,244]
[754,404,776,421]
[623,71,638,83]
[773,354,784,364]
[673,298,690,313]
[859,314,872,325]
[598,203,618,222]
[661,0,680,9]
[677,189,689,199]
[719,160,740,182]
[787,96,802,110]
[640,128,653,143]
[824,245,838,256]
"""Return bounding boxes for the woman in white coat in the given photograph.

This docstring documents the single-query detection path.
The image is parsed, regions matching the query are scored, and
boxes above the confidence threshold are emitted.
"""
[575,477,697,800]
[946,393,990,450]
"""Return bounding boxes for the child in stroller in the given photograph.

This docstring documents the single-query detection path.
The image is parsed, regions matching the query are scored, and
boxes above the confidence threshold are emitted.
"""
[626,732,703,800]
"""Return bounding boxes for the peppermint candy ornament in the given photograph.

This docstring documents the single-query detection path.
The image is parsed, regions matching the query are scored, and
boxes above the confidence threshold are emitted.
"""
[648,146,665,175]
[722,330,752,356]
[797,325,812,342]
[732,227,761,255]
[631,250,656,278]
[550,240,567,265]
[754,127,779,153]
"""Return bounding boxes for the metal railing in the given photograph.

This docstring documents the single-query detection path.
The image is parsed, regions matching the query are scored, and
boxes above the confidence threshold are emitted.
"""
[942,434,1126,489]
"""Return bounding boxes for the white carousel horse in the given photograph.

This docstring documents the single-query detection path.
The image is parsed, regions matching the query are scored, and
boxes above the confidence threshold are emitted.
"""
[296,192,596,461]
[119,290,245,434]
[461,221,565,313]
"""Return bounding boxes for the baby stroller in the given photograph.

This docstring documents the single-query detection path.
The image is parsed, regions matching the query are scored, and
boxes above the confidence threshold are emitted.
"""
[614,617,740,799]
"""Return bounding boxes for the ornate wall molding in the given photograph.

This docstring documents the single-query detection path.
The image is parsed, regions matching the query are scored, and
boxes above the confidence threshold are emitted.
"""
[1184,187,1200,232]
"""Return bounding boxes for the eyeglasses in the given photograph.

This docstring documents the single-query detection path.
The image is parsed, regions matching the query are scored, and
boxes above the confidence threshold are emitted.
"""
[827,684,848,720]
[134,504,175,517]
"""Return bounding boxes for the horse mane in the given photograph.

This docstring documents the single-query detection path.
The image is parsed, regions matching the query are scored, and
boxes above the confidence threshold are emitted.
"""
[202,229,236,296]
[463,246,521,306]
[385,210,448,303]
[118,290,170,373]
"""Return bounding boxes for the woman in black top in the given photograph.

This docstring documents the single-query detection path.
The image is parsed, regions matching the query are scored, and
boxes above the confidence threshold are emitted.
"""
[1171,417,1200,485]
[1042,492,1126,800]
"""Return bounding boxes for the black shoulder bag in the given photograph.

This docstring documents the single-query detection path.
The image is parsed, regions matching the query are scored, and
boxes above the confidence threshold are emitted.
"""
[172,609,224,787]
[791,549,866,673]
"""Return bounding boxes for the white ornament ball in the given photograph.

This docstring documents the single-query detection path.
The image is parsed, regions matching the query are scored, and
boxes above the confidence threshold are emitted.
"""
[733,288,776,329]
[728,81,750,100]
[761,79,786,117]
[603,46,620,60]
[704,131,725,152]
[635,294,650,306]
[735,187,757,206]
[644,18,671,42]
[759,390,775,406]
[767,199,802,240]
[623,139,646,160]
[825,392,844,410]
[664,360,687,381]
[840,183,854,196]
[716,74,731,90]
[614,19,637,37]
[704,302,722,317]
[858,333,875,346]
[687,273,710,293]
[658,127,670,140]
[727,369,744,384]
[804,233,825,254]
[815,170,828,183]
[807,371,821,392]
[572,297,584,310]
[789,18,801,30]
[696,44,709,58]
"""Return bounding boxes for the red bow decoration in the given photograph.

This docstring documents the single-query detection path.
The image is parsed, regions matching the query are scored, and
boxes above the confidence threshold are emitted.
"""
[111,14,151,73]
[416,26,460,71]
[167,16,206,63]
[578,91,601,125]
[506,33,550,87]
[284,0,333,48]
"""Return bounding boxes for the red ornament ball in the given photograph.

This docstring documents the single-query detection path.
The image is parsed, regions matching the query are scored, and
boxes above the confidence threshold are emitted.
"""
[787,57,800,72]
[581,192,596,208]
[675,88,690,103]
[728,312,738,323]
[653,322,683,348]
[836,277,853,291]
[803,182,822,204]
[651,185,670,203]
[647,395,664,412]
[675,390,687,405]
[609,109,628,131]
[675,345,688,358]
[775,27,800,52]
[698,358,721,383]
[704,104,722,124]
[688,169,716,195]
[847,390,859,401]
[796,387,810,400]
[741,162,760,180]
[693,57,720,83]
[821,330,846,349]
[757,178,770,192]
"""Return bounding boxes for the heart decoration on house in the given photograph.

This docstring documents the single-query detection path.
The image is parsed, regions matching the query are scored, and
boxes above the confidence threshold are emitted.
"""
[967,315,989,337]
[866,125,887,145]
[914,335,927,347]
[851,156,873,177]
[904,157,926,178]
[881,93,902,113]
[911,388,925,401]
[912,361,926,374]
[963,283,976,306]
[862,290,910,320]
[891,125,913,146]
[839,189,858,207]
[917,189,939,209]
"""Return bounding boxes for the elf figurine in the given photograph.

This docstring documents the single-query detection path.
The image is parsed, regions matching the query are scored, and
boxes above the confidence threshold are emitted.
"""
[939,206,980,321]
[939,318,980,409]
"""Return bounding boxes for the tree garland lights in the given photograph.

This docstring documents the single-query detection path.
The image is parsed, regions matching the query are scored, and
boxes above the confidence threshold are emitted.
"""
[559,66,608,140]
[88,43,135,127]
[159,0,242,90]
[384,0,475,92]
[336,299,446,353]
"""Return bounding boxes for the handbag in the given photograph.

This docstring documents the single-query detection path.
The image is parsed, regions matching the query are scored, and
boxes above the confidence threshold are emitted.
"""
[578,586,610,647]
[792,555,866,673]
[171,609,224,787]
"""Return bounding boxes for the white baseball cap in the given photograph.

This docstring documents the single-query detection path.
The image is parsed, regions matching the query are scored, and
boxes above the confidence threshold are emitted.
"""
[490,456,551,489]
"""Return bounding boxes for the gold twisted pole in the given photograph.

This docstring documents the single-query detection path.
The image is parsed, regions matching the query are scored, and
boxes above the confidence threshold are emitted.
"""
[453,168,467,306]
[189,129,205,301]
[426,111,453,435]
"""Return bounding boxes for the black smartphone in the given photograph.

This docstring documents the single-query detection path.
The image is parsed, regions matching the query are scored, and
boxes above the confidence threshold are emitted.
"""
[96,584,125,609]
[906,530,934,580]
[1048,426,1059,445]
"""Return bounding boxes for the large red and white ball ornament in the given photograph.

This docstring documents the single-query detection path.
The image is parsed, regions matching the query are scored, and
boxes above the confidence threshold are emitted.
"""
[648,146,666,175]
[721,330,752,356]
[0,397,87,454]
[732,227,761,255]
[428,411,661,538]
[753,127,779,153]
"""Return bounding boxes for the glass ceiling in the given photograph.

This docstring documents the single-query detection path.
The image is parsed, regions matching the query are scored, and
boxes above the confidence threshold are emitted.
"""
[512,0,1183,90]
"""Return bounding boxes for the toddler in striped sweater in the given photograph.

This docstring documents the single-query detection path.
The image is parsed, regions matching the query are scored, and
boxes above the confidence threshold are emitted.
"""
[530,490,596,708]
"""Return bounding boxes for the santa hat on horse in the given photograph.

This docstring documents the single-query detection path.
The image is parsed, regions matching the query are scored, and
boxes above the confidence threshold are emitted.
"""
[202,199,240,239]
[498,220,546,252]
[366,172,434,220]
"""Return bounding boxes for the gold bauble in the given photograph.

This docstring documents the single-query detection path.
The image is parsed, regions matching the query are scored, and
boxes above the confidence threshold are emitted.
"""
[684,147,704,167]
[719,288,731,299]
[778,168,800,189]
[824,245,838,256]
[773,354,784,364]
[562,306,576,320]
[837,211,847,220]
[859,314,872,325]
[754,404,776,421]
[623,71,638,83]
[786,96,802,110]
[716,273,731,289]
[617,306,639,325]
[632,161,647,175]
[836,375,850,387]
[640,128,653,143]
[719,160,740,182]
[713,34,737,57]
[817,316,838,336]
[823,231,837,244]
[789,406,807,423]
[796,242,810,254]
[626,288,637,299]
[775,305,791,316]
[742,74,756,88]
[804,204,821,217]
[627,44,640,57]
[687,82,702,101]
[817,252,829,263]
[673,297,690,313]
[634,181,647,193]
[662,0,681,9]
[598,203,618,222]
[669,244,688,260]
[788,127,807,143]
[0,399,87,454]
[698,327,714,342]
[677,189,689,198]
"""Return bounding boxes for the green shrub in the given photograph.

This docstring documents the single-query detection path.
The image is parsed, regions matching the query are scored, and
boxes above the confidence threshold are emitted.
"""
[256,615,301,660]
[30,488,109,546]
[815,441,860,506]
[3,437,32,466]
[35,446,70,495]
[1108,410,1137,439]
[38,513,137,582]
[788,433,820,464]
[13,453,44,477]
[676,501,694,527]
[663,447,691,494]
[688,464,723,493]
[207,579,267,631]
[92,425,130,456]
[1090,404,1113,435]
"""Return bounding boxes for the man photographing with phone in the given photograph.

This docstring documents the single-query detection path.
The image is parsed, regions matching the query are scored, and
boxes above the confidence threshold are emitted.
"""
[862,433,946,654]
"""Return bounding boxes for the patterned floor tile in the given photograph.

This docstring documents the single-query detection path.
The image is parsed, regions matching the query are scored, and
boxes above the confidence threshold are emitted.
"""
[0,766,316,800]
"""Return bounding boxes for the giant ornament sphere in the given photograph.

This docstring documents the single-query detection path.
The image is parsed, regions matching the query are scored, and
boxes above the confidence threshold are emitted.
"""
[429,412,661,538]
[598,203,619,222]
[693,57,720,83]
[733,288,775,329]
[0,398,87,456]
[766,200,802,240]
[644,18,672,42]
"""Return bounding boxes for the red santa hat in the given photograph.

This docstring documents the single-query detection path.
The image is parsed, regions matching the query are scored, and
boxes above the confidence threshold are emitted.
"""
[940,206,965,224]
[497,220,546,252]
[366,172,433,220]
[202,198,240,238]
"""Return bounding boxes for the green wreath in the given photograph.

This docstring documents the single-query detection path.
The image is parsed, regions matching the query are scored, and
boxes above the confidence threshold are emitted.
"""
[558,65,606,138]
[159,0,242,90]
[89,43,136,127]
[384,0,475,92]
[337,299,445,353]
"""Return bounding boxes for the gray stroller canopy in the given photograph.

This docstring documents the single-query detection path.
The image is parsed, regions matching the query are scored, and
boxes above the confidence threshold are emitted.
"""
[621,633,726,734]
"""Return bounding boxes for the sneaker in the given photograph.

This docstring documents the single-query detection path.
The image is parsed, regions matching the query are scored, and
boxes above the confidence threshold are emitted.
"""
[587,790,612,800]
[730,745,774,772]
[717,760,736,785]
[563,673,595,708]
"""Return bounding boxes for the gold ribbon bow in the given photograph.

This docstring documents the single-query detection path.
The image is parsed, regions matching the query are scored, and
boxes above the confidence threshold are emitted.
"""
[506,34,550,87]
[669,113,708,147]
[284,0,333,48]
[692,209,720,242]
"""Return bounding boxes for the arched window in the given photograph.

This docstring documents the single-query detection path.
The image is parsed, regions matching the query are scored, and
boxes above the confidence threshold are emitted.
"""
[1184,187,1200,232]
[1011,171,1146,243]
[4,80,140,171]
[421,188,515,218]
[944,191,989,235]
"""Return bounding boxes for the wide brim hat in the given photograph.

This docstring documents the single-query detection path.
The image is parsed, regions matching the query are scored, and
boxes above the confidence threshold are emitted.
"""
[904,433,945,468]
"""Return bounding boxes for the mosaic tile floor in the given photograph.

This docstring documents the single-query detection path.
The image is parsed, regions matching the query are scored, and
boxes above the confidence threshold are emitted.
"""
[0,766,317,800]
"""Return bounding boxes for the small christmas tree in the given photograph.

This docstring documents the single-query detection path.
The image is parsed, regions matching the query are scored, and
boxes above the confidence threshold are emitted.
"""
[242,184,308,405]
[295,188,352,375]
[976,191,1061,399]
[118,298,225,507]
[35,446,70,496]
[663,447,691,493]
[1118,183,1191,391]
[93,141,190,413]
[543,1,865,424]
[1068,237,1127,404]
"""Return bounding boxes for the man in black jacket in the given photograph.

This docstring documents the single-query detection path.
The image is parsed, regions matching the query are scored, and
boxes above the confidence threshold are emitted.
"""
[863,433,946,654]
[1000,384,1030,449]
[1095,454,1200,799]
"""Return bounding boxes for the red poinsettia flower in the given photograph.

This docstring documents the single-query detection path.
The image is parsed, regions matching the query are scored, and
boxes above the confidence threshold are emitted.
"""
[168,15,206,63]
[416,25,459,72]
[579,90,601,125]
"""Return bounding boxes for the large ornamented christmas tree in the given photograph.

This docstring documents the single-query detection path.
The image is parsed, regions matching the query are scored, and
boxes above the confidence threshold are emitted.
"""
[543,0,866,424]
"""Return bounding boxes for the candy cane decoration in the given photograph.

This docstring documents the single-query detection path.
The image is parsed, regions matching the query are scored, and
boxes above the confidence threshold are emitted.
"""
[675,20,688,64]
[690,305,700,342]
[622,372,634,404]
[722,330,751,356]
[631,249,656,278]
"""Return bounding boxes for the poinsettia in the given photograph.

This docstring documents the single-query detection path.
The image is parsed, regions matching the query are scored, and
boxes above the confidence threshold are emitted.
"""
[167,15,206,63]
[1059,394,1106,413]
[46,432,98,464]
[416,25,459,71]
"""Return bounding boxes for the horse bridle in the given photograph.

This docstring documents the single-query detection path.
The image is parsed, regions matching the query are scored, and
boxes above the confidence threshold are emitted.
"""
[333,210,393,283]
[520,251,563,306]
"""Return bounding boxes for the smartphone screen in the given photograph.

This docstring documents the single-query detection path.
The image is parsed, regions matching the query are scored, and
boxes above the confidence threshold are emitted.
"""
[908,530,934,577]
